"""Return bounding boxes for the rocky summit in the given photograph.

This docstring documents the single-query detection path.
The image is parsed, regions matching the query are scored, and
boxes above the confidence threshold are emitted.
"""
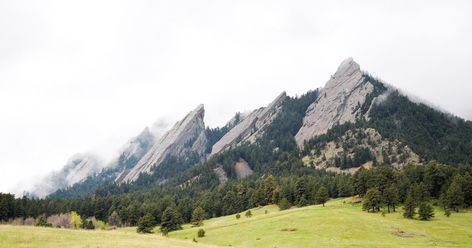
[295,58,376,147]
[117,104,208,183]
[211,92,286,156]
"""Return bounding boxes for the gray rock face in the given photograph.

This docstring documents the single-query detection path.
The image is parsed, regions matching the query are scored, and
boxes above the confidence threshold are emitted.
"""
[295,58,374,147]
[113,127,155,182]
[32,153,103,198]
[210,92,287,156]
[118,104,208,183]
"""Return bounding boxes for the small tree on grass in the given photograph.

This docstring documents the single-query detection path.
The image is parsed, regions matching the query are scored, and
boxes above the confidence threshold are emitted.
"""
[191,206,206,227]
[403,194,416,219]
[418,202,434,221]
[160,207,183,235]
[278,198,291,210]
[383,185,399,213]
[315,186,329,207]
[235,213,241,219]
[245,210,252,218]
[82,219,95,230]
[70,211,82,229]
[197,228,205,237]
[35,216,52,227]
[444,176,464,212]
[137,213,155,233]
[362,188,382,212]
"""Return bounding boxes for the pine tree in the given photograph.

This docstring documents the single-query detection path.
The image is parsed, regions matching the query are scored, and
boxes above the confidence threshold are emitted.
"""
[383,185,399,213]
[160,207,183,235]
[191,207,206,227]
[445,175,464,212]
[418,202,434,221]
[137,213,155,233]
[362,188,382,212]
[278,198,291,210]
[315,186,329,207]
[245,210,252,218]
[263,175,276,204]
[403,194,416,219]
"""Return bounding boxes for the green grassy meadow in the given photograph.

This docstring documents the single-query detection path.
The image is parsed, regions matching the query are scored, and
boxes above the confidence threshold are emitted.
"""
[170,198,472,248]
[0,225,218,248]
[1,198,471,248]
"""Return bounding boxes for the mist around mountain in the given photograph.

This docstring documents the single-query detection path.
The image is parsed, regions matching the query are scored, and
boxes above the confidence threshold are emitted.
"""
[28,58,472,200]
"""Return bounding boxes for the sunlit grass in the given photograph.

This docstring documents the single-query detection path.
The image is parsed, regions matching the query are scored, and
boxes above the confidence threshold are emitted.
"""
[170,198,472,247]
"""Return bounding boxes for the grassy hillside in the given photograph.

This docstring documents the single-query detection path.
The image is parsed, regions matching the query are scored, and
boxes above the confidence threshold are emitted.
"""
[0,225,218,248]
[170,198,472,247]
[1,198,471,248]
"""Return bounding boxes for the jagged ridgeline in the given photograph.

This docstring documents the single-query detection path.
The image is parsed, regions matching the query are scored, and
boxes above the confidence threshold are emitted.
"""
[46,58,472,199]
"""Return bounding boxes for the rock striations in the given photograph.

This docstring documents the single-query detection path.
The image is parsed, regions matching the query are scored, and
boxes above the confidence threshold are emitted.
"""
[113,127,155,183]
[117,104,208,183]
[210,92,287,156]
[295,58,375,147]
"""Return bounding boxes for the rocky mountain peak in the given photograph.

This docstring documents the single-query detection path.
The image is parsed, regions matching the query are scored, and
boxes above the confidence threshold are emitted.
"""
[295,58,375,147]
[211,92,286,156]
[117,104,208,183]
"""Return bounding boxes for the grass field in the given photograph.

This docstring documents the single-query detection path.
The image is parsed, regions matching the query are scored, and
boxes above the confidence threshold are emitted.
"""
[0,225,218,248]
[1,198,471,247]
[170,198,472,248]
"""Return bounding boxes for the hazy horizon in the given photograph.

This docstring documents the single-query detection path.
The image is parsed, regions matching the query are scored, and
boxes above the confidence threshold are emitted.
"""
[1,0,471,195]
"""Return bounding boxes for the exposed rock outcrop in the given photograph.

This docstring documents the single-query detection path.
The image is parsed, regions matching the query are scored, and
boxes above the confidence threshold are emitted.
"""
[117,104,208,183]
[234,158,253,179]
[213,165,228,186]
[113,127,155,183]
[295,58,375,147]
[302,127,420,174]
[211,92,287,156]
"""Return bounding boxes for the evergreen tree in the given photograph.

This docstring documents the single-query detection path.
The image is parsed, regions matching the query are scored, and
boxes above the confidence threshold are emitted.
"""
[191,207,206,227]
[83,219,95,230]
[362,188,382,212]
[403,194,416,219]
[160,207,183,235]
[35,216,52,227]
[137,213,155,233]
[445,175,465,212]
[383,185,399,213]
[263,175,277,204]
[278,198,291,210]
[108,211,122,227]
[245,210,252,218]
[418,202,434,221]
[315,186,329,207]
[197,228,205,238]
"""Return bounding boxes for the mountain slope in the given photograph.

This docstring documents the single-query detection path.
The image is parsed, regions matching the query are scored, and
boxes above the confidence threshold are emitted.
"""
[211,92,286,156]
[169,198,472,248]
[296,58,380,147]
[31,153,103,198]
[117,104,208,183]
[50,127,156,198]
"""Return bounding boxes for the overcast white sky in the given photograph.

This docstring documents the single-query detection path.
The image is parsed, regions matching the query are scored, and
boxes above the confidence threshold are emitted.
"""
[1,0,471,194]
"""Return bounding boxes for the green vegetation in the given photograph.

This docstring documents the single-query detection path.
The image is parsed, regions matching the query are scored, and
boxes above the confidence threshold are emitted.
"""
[160,207,183,235]
[136,213,155,233]
[197,228,205,238]
[418,202,434,221]
[191,207,206,227]
[169,198,472,248]
[0,225,217,248]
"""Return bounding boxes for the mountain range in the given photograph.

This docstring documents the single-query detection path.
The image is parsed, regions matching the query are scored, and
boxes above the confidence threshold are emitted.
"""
[32,58,472,198]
